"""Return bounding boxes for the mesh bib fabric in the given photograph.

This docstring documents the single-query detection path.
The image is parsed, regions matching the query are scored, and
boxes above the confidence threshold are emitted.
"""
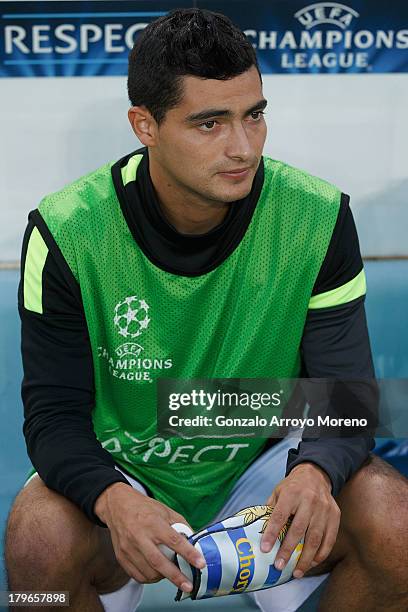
[38,154,340,529]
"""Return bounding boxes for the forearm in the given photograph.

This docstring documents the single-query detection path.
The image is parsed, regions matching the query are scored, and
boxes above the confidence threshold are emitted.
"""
[24,409,132,527]
[94,481,144,525]
[18,226,132,527]
[288,375,378,495]
[298,227,378,495]
[285,436,374,496]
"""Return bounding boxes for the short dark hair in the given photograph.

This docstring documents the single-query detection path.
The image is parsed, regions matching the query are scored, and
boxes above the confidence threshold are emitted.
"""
[127,8,261,125]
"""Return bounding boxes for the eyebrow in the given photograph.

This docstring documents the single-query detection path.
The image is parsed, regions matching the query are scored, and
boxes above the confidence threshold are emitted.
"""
[185,98,268,124]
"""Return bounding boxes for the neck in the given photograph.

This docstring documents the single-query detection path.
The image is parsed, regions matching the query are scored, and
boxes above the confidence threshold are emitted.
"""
[148,154,229,235]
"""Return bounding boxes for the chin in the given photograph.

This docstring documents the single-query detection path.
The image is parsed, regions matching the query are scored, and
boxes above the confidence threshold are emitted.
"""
[221,185,252,203]
[212,172,255,203]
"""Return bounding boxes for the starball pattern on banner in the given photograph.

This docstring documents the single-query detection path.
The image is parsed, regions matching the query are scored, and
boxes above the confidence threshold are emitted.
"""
[1,0,408,77]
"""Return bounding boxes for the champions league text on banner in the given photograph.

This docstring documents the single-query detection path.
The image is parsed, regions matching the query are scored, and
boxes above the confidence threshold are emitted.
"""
[1,0,408,77]
[204,0,408,74]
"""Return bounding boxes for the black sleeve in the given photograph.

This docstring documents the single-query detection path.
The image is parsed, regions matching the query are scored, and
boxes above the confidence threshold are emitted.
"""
[19,212,132,527]
[311,192,363,295]
[285,196,376,496]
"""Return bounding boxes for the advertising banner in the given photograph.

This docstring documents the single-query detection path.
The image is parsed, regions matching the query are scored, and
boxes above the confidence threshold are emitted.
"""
[1,0,408,77]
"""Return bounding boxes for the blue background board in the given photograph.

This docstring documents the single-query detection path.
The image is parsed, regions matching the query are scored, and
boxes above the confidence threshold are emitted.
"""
[1,0,408,77]
[0,262,407,609]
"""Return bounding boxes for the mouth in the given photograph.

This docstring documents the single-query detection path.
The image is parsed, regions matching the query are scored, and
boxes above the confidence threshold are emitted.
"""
[218,167,251,179]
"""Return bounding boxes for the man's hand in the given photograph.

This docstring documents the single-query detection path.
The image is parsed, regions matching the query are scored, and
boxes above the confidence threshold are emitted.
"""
[260,462,341,578]
[94,482,206,593]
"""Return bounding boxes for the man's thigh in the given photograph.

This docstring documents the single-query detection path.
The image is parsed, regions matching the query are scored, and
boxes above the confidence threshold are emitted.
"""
[10,471,133,594]
[304,452,408,578]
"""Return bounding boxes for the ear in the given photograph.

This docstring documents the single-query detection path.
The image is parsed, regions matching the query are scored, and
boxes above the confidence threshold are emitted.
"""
[128,106,158,146]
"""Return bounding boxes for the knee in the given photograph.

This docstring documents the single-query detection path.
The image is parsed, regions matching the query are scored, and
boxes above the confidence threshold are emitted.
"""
[342,456,408,594]
[5,478,96,580]
[364,506,408,596]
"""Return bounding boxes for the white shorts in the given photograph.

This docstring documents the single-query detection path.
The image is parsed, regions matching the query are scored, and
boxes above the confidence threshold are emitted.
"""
[25,434,329,611]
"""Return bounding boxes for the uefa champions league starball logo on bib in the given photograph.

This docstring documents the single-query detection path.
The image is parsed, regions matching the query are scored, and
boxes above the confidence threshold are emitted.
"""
[113,295,150,339]
[97,295,173,383]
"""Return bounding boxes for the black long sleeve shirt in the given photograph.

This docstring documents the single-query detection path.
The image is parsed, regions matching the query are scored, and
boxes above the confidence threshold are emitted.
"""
[18,148,375,526]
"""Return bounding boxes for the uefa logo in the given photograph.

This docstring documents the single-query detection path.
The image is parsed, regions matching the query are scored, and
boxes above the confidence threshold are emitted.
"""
[294,3,359,30]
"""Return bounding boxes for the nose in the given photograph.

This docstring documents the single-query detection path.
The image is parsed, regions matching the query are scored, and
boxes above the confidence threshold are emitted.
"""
[225,122,252,162]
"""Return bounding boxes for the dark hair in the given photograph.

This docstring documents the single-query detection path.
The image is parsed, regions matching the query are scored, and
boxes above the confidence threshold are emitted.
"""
[127,8,261,125]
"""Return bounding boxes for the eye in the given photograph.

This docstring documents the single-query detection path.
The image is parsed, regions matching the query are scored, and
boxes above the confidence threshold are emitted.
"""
[198,120,217,132]
[250,110,265,121]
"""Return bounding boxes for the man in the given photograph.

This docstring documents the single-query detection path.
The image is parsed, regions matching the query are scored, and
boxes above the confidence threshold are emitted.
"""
[5,8,408,612]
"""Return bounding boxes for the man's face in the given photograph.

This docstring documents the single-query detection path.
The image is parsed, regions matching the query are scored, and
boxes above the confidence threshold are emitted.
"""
[152,65,267,204]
